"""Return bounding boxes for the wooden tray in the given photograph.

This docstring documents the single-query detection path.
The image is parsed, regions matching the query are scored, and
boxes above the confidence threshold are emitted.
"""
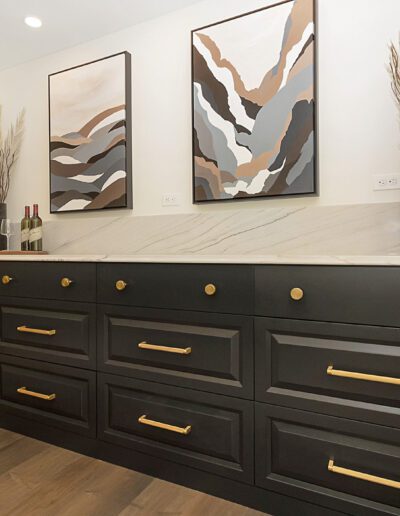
[0,251,48,255]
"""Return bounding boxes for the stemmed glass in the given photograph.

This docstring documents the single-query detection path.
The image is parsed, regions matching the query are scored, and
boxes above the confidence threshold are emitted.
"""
[0,219,14,251]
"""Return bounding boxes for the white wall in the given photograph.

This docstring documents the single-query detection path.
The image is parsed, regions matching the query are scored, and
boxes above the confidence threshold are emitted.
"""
[0,0,400,222]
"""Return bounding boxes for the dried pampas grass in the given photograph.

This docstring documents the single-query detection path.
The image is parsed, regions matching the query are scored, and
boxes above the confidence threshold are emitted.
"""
[0,107,25,203]
[389,37,400,119]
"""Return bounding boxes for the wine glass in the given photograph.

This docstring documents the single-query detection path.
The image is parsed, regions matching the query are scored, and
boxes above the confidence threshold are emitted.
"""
[0,219,14,251]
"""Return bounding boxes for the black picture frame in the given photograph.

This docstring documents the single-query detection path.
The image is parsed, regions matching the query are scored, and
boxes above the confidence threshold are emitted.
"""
[48,51,132,213]
[191,0,318,204]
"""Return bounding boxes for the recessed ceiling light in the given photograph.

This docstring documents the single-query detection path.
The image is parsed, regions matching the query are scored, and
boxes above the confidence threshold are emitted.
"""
[24,16,42,28]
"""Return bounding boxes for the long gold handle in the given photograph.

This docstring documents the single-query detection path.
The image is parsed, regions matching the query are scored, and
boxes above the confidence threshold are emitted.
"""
[328,459,400,489]
[17,386,56,401]
[138,415,191,435]
[327,365,400,386]
[138,341,192,355]
[17,325,56,336]
[2,275,13,285]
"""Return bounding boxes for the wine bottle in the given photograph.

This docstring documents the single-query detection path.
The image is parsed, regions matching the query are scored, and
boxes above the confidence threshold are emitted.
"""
[29,204,42,251]
[21,206,31,251]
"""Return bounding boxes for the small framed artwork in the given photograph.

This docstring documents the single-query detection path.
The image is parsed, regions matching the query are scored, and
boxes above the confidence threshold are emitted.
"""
[49,52,132,212]
[192,0,317,203]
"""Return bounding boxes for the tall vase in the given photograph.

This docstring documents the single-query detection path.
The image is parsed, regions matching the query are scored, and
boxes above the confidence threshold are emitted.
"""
[0,203,7,250]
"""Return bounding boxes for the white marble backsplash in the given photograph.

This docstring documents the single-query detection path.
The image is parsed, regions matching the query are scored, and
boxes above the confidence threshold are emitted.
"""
[30,202,400,257]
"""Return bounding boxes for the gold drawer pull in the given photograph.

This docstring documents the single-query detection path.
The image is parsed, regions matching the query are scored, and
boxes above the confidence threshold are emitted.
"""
[115,280,127,291]
[2,275,13,285]
[327,365,400,385]
[290,287,304,301]
[138,342,191,355]
[204,283,217,296]
[17,386,56,401]
[17,325,56,336]
[328,459,400,489]
[60,277,73,288]
[138,414,191,435]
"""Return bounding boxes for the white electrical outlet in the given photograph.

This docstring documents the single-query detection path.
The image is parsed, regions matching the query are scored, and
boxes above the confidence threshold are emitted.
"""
[162,193,180,206]
[373,174,400,191]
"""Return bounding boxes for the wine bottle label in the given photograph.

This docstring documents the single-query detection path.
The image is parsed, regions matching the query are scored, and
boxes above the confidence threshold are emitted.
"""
[21,228,29,242]
[29,227,42,243]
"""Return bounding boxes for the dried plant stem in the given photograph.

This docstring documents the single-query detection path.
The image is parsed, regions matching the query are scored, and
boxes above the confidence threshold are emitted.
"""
[0,108,25,203]
[389,37,400,120]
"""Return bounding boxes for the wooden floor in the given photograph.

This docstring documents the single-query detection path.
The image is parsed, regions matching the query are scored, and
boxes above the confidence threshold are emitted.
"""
[0,429,267,516]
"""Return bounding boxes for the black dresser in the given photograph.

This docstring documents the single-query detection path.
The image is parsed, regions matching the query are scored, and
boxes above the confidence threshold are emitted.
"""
[0,260,399,516]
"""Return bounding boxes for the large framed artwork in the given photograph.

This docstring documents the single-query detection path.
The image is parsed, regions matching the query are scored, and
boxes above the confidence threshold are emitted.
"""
[192,0,316,203]
[49,52,132,212]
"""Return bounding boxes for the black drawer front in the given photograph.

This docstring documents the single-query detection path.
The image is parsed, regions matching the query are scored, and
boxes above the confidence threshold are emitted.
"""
[0,262,96,302]
[255,265,400,326]
[98,305,253,399]
[0,297,96,369]
[98,373,254,483]
[97,263,254,314]
[0,355,96,436]
[255,318,400,428]
[255,405,400,515]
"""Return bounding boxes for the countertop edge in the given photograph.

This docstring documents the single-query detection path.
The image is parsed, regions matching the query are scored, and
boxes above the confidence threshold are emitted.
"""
[0,254,399,266]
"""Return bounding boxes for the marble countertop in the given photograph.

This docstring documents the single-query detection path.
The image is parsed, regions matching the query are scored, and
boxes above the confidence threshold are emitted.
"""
[0,254,399,266]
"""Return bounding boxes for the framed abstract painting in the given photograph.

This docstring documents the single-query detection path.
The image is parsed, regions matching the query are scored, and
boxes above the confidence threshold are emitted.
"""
[49,52,132,212]
[192,0,317,203]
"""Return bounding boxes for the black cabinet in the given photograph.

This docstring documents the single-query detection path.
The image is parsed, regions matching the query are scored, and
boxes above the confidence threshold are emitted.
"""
[0,296,96,369]
[0,354,96,437]
[255,265,400,326]
[255,317,400,429]
[98,373,254,483]
[97,263,254,314]
[0,261,96,302]
[255,404,400,515]
[97,304,253,399]
[0,260,399,516]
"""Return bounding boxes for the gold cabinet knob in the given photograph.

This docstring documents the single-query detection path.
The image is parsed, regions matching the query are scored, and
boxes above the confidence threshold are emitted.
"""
[115,280,127,291]
[290,287,304,301]
[2,275,13,285]
[60,277,73,288]
[204,283,217,296]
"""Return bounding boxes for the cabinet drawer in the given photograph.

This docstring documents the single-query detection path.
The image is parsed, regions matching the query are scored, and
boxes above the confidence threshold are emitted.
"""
[255,405,400,515]
[255,265,400,326]
[255,318,400,428]
[0,262,96,302]
[98,373,254,483]
[0,297,96,369]
[0,355,96,437]
[97,263,254,314]
[98,305,253,398]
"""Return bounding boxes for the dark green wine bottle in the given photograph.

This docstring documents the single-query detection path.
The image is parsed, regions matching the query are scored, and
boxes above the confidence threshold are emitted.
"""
[21,206,30,251]
[29,204,42,251]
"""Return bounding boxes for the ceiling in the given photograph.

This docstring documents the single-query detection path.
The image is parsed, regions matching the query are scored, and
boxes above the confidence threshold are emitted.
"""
[0,0,203,71]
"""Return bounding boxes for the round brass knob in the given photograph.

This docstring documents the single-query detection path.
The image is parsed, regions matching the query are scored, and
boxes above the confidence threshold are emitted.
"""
[290,287,304,301]
[204,283,217,296]
[61,277,73,288]
[2,275,13,285]
[115,280,127,291]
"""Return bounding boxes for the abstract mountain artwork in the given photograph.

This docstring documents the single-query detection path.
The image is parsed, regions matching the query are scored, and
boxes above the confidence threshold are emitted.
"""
[192,0,316,203]
[49,52,132,212]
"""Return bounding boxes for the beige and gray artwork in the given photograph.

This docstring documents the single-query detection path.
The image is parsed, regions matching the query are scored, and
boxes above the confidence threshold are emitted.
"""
[192,0,315,202]
[49,53,129,212]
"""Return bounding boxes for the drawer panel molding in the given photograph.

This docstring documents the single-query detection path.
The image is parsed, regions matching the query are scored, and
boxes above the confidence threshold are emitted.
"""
[98,305,254,399]
[98,373,254,483]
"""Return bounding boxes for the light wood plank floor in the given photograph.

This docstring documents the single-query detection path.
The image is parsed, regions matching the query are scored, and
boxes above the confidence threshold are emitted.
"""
[0,429,267,516]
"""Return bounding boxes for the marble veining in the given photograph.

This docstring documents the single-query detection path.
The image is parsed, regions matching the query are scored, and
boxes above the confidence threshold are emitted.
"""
[5,202,400,265]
